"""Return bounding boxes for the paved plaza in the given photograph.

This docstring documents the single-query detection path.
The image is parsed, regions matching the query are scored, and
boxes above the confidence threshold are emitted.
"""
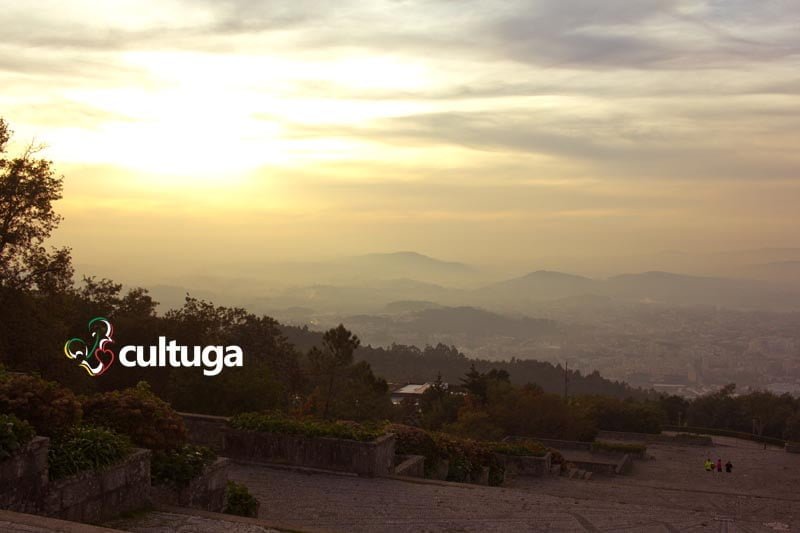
[108,435,800,532]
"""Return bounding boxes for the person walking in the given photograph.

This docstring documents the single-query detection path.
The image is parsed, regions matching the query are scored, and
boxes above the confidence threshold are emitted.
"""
[704,458,713,472]
[717,458,723,472]
[725,460,733,473]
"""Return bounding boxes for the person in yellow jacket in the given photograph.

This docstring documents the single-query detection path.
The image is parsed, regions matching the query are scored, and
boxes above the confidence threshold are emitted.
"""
[704,458,714,471]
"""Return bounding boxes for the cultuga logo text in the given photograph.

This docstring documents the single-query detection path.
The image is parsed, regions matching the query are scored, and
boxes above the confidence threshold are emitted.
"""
[65,317,244,377]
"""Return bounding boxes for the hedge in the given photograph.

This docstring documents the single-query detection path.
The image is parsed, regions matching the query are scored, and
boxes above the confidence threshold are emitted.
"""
[229,412,385,442]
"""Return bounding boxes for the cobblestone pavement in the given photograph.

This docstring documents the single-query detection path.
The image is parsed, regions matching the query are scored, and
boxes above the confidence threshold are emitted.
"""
[106,511,282,533]
[225,438,800,533]
[228,463,774,532]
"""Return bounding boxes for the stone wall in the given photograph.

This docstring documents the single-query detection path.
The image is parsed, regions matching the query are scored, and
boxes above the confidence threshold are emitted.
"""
[494,452,552,477]
[786,442,800,454]
[151,457,230,512]
[597,430,712,446]
[224,429,396,477]
[394,454,425,478]
[179,412,229,452]
[0,436,49,513]
[615,454,633,475]
[44,449,151,523]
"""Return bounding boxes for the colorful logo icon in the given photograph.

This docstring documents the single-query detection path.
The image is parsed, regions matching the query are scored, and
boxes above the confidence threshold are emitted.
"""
[64,317,115,377]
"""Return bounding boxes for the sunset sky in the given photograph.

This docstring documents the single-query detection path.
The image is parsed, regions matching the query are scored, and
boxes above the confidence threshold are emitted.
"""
[2,0,799,277]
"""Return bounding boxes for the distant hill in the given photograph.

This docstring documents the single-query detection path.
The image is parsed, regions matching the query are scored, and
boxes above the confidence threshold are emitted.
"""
[280,324,639,398]
[340,252,477,285]
[468,267,800,311]
[605,271,799,309]
[383,300,443,314]
[475,270,599,303]
[339,305,560,343]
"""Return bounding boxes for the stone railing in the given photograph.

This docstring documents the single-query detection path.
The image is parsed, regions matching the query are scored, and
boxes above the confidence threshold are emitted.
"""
[493,452,552,477]
[394,454,425,478]
[1,438,151,523]
[151,457,231,511]
[224,428,396,477]
[45,449,151,523]
[597,430,712,446]
[179,412,229,452]
[0,436,49,514]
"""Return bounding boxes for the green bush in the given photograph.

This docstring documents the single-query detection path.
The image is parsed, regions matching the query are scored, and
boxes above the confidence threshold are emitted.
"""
[82,382,187,451]
[489,441,548,457]
[48,425,132,480]
[0,373,82,436]
[229,412,384,442]
[0,414,35,460]
[385,423,441,475]
[223,481,258,517]
[152,444,217,488]
[432,433,490,483]
[591,440,646,454]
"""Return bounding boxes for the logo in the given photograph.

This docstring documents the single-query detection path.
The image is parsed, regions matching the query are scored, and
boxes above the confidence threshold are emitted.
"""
[65,318,244,377]
[64,317,115,377]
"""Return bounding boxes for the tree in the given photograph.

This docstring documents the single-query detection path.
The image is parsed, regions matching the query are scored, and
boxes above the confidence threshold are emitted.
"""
[0,118,72,294]
[307,324,360,419]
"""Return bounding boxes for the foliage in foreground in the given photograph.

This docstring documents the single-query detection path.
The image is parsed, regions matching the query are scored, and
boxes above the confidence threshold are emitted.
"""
[0,413,35,460]
[48,425,132,480]
[151,444,217,488]
[223,481,259,517]
[0,373,82,436]
[229,412,385,442]
[590,440,646,454]
[82,382,187,451]
[489,441,548,457]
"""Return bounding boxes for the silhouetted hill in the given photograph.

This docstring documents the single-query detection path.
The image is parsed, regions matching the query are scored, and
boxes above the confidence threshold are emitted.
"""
[383,300,443,313]
[280,324,639,398]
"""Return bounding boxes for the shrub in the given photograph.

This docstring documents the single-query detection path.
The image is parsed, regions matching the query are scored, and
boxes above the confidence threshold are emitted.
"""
[489,441,548,457]
[385,423,441,475]
[151,444,217,488]
[229,412,384,442]
[590,440,646,454]
[48,425,132,480]
[432,433,490,483]
[0,414,35,460]
[223,481,258,517]
[82,382,187,451]
[0,373,82,436]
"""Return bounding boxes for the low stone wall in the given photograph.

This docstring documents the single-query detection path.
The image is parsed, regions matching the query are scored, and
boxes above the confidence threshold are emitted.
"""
[394,454,425,478]
[494,452,552,477]
[224,429,396,477]
[45,449,151,523]
[615,454,633,475]
[590,445,647,460]
[504,436,592,452]
[786,442,800,454]
[179,412,229,452]
[151,457,230,512]
[0,436,49,514]
[597,430,712,446]
[565,457,619,476]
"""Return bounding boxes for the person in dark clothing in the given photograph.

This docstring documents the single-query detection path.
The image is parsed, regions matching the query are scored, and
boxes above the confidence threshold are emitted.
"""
[725,460,733,473]
[717,458,722,472]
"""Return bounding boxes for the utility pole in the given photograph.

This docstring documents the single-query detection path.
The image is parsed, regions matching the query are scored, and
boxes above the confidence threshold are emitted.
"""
[564,360,569,400]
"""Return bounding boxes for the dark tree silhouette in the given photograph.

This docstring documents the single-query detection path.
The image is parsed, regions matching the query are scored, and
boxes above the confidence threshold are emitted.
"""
[0,118,73,294]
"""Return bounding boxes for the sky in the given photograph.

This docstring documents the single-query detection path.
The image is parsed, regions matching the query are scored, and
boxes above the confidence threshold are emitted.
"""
[1,0,799,279]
